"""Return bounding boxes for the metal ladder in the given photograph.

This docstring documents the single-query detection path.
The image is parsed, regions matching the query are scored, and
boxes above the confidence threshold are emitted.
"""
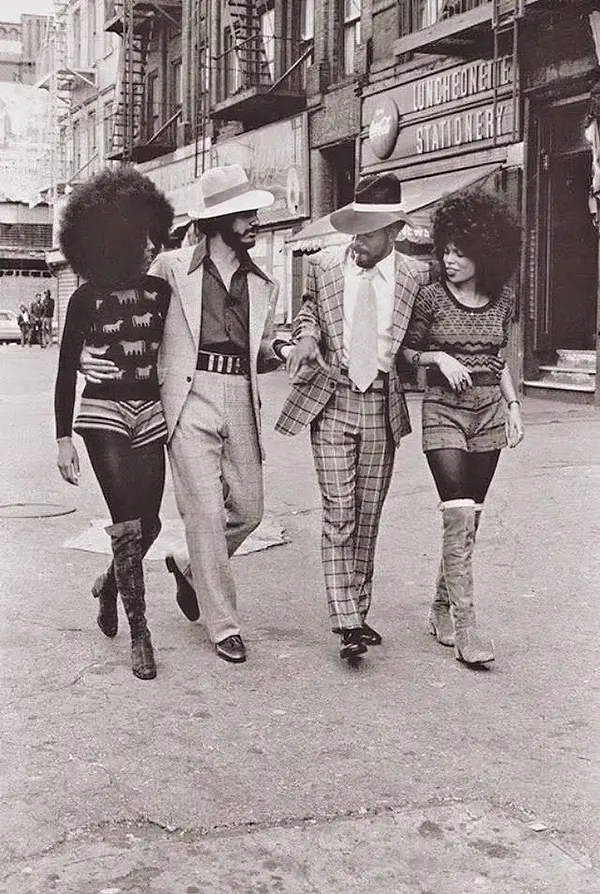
[225,0,272,90]
[193,0,212,178]
[110,0,155,161]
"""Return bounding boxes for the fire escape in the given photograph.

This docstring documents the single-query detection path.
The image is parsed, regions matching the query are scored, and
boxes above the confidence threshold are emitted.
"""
[211,0,310,127]
[106,0,182,163]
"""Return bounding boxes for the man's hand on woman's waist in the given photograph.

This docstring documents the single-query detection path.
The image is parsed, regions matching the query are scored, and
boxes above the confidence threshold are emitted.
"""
[79,344,120,384]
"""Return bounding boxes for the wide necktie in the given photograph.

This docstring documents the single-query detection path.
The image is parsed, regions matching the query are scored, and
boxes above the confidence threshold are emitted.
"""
[348,268,378,392]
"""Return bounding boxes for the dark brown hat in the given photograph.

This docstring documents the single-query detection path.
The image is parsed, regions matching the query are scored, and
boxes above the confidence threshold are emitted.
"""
[330,173,411,235]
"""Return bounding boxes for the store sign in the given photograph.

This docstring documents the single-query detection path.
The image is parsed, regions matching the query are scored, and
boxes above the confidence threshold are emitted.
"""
[416,102,514,154]
[361,56,517,168]
[140,114,309,226]
[411,56,513,113]
[210,114,309,226]
[369,97,399,160]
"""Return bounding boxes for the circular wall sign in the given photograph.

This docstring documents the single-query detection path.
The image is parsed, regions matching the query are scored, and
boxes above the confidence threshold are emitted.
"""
[368,97,400,160]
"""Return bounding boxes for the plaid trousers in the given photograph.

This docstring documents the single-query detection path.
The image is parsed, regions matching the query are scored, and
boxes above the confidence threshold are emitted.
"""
[310,383,395,632]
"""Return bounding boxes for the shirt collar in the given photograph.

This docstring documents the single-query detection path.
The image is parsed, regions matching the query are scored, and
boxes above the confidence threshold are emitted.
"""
[345,247,395,283]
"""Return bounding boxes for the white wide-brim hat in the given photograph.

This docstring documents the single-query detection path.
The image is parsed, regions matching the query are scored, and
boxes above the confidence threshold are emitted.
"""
[188,163,274,220]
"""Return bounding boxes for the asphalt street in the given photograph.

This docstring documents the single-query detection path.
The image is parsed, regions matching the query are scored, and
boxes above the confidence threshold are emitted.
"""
[1,344,598,894]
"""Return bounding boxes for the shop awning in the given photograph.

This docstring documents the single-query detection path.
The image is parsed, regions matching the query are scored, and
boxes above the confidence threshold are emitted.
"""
[400,162,503,228]
[287,162,503,252]
[286,214,351,253]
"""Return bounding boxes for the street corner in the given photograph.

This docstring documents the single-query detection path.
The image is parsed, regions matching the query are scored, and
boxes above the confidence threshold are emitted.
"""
[3,800,597,894]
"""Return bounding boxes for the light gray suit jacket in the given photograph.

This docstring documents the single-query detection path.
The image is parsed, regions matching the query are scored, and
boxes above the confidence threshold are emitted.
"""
[150,240,280,458]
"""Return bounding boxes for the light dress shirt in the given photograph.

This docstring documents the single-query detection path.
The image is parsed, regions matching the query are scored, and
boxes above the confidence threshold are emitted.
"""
[342,249,395,373]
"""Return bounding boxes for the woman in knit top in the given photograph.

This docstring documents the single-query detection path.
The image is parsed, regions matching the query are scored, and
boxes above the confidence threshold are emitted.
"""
[55,167,174,681]
[402,188,523,667]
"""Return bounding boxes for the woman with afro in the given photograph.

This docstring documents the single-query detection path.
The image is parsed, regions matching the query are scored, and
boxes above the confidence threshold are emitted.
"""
[402,188,523,667]
[55,166,174,680]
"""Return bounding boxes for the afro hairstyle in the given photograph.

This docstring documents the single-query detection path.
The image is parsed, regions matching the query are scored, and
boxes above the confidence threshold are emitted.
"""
[431,188,521,298]
[59,166,174,289]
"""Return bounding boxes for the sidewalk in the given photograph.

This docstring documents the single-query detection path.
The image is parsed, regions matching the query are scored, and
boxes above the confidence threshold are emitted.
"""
[0,345,598,894]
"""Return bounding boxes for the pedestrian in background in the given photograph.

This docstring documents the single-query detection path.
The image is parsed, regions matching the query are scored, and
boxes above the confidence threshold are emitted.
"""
[40,289,55,348]
[54,167,174,681]
[17,304,31,347]
[276,174,430,661]
[402,188,523,667]
[30,293,43,346]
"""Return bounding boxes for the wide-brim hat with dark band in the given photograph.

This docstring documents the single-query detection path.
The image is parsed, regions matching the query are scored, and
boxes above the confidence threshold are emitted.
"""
[330,173,412,235]
[188,163,274,219]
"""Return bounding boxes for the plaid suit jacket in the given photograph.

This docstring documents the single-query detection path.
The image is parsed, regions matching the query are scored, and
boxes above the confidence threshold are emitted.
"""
[275,246,430,446]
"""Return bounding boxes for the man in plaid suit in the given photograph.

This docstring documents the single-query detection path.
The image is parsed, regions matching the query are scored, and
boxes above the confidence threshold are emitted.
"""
[276,174,430,660]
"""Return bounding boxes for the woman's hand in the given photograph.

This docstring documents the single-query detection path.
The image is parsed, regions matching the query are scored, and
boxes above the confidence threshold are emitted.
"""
[506,403,524,448]
[57,437,80,485]
[435,352,473,393]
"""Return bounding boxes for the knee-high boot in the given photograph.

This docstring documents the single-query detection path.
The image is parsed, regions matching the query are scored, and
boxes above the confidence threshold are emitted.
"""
[441,500,494,665]
[429,504,482,647]
[105,518,156,680]
[93,519,161,638]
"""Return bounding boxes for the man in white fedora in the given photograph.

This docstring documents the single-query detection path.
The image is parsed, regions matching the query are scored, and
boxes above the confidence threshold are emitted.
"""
[81,164,284,664]
[276,173,431,661]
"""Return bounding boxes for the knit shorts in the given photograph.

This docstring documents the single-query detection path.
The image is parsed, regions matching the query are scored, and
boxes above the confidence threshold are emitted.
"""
[73,398,167,449]
[421,385,507,453]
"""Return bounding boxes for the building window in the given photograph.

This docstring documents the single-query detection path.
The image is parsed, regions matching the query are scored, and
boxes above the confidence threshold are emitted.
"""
[342,0,360,77]
[103,99,113,154]
[103,0,115,54]
[146,71,160,137]
[300,0,314,87]
[223,26,241,98]
[87,0,96,67]
[88,109,96,157]
[72,118,82,175]
[72,7,81,69]
[260,5,275,83]
[171,59,182,113]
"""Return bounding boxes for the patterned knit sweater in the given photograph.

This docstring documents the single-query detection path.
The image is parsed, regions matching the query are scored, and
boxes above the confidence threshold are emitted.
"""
[404,280,514,375]
[55,275,171,438]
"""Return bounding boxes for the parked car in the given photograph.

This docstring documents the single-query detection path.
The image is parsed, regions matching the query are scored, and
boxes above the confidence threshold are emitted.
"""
[0,310,21,344]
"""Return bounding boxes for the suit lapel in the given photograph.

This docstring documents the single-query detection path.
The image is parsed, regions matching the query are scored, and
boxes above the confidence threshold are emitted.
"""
[174,243,204,349]
[320,261,345,360]
[390,251,418,355]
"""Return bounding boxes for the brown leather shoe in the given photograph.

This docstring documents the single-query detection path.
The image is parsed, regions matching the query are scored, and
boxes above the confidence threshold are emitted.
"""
[215,634,246,663]
[165,556,200,622]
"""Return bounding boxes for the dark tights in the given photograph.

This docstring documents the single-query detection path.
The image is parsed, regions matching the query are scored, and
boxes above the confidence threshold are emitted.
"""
[81,430,165,543]
[426,448,500,504]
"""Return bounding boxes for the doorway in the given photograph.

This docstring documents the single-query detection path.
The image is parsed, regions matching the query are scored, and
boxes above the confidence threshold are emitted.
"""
[530,100,598,354]
[550,153,597,349]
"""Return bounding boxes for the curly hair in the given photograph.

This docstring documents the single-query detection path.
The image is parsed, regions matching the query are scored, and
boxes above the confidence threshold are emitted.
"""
[431,188,521,298]
[59,166,174,289]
